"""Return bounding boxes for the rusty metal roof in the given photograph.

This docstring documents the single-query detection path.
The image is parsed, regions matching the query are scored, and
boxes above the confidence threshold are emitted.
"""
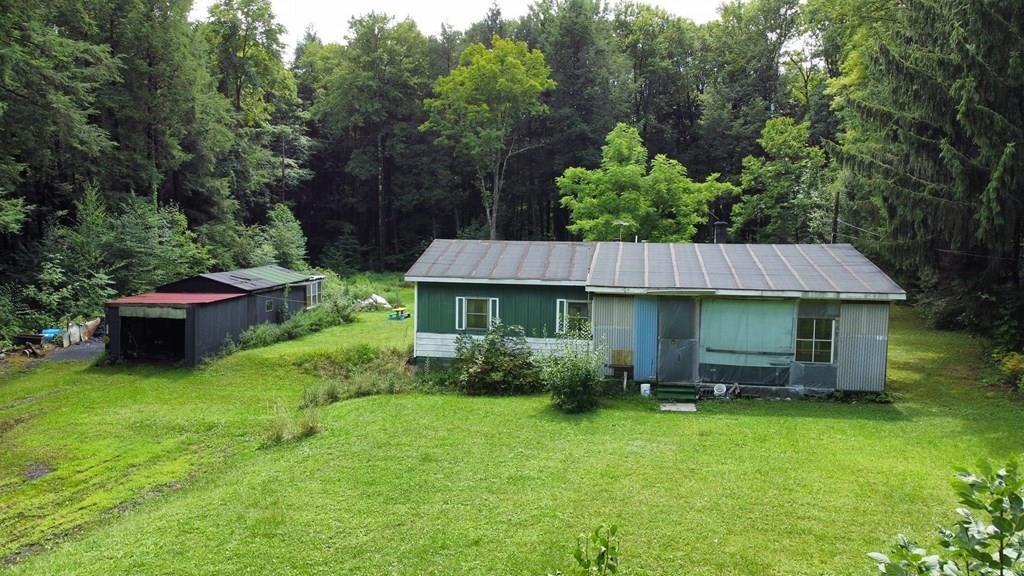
[586,242,905,297]
[108,292,245,306]
[406,239,905,299]
[405,239,594,284]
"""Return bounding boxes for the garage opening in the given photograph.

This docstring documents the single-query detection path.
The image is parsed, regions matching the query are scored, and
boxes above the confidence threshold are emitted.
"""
[120,316,185,362]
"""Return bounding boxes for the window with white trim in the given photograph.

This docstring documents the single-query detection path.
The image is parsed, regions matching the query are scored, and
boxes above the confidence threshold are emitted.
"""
[306,280,321,308]
[556,299,591,334]
[795,318,834,364]
[455,297,499,331]
[265,299,274,312]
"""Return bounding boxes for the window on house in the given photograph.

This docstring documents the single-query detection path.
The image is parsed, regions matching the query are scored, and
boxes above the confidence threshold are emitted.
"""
[557,299,591,334]
[465,298,490,330]
[306,281,321,308]
[456,297,498,331]
[265,299,274,313]
[796,318,834,363]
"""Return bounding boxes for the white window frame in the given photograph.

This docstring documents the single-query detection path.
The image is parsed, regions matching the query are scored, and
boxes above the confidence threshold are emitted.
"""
[265,299,274,313]
[306,281,321,309]
[795,317,835,364]
[556,298,591,334]
[455,296,499,331]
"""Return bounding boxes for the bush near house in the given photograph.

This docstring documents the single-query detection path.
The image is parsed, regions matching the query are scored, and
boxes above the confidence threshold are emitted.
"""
[542,328,607,414]
[454,322,541,395]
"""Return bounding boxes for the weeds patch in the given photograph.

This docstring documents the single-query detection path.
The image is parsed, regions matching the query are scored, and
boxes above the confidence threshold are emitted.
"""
[293,344,416,407]
[261,402,321,447]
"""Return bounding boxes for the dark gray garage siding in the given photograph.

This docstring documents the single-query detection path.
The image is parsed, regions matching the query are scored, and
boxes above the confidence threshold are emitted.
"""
[193,297,252,362]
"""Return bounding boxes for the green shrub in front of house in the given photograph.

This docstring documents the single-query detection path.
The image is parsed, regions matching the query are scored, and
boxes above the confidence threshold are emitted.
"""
[541,327,607,414]
[454,322,541,395]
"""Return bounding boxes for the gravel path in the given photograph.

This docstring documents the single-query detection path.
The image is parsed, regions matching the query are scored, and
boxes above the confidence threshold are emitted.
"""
[46,339,105,363]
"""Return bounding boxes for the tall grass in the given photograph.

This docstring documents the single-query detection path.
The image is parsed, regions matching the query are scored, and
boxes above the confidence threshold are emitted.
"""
[294,344,417,406]
[343,273,407,308]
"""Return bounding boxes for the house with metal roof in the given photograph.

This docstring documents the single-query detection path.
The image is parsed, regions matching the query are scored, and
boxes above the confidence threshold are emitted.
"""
[405,239,906,395]
[105,265,324,366]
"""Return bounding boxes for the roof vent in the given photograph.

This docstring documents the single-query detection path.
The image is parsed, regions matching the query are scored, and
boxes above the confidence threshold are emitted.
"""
[713,221,729,244]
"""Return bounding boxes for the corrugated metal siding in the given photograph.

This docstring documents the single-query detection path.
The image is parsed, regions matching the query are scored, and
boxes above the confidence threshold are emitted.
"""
[634,297,658,381]
[105,305,121,362]
[836,302,890,391]
[193,296,252,362]
[593,295,634,367]
[416,282,588,336]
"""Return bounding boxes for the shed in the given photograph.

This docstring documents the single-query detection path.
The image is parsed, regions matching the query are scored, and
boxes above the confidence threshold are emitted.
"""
[105,265,325,366]
[406,240,906,395]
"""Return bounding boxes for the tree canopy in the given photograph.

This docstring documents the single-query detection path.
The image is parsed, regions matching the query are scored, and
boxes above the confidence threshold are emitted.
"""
[2,0,1023,344]
[558,123,735,242]
[422,35,556,240]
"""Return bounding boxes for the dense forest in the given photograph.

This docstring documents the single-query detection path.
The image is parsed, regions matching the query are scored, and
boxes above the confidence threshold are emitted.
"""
[1,0,1022,346]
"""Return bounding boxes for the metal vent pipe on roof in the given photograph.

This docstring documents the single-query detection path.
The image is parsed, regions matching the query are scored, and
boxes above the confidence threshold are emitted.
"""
[713,221,729,244]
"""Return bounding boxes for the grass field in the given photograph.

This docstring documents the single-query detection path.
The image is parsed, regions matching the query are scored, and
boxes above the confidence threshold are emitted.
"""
[3,295,1024,574]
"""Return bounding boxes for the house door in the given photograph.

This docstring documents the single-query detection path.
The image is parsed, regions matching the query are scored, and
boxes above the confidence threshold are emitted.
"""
[657,298,697,382]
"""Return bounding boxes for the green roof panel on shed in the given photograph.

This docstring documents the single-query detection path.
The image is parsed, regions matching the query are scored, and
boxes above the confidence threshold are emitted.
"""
[200,265,313,292]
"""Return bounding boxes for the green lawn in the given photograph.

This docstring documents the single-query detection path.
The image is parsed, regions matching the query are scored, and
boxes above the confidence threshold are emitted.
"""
[4,303,1024,575]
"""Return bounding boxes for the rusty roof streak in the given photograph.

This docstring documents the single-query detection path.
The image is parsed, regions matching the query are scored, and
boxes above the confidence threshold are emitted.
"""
[718,243,742,289]
[771,244,809,290]
[544,244,556,279]
[508,243,527,279]
[481,242,502,278]
[643,243,649,287]
[746,244,775,290]
[794,244,840,291]
[668,243,681,287]
[566,243,577,281]
[587,242,601,285]
[614,242,624,286]
[422,240,456,277]
[821,244,872,291]
[692,244,710,288]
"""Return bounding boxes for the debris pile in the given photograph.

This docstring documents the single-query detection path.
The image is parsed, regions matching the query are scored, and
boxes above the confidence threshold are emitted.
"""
[358,294,392,311]
[1,318,103,362]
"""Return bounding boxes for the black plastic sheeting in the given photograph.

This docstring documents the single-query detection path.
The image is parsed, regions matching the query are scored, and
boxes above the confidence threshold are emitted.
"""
[699,363,791,387]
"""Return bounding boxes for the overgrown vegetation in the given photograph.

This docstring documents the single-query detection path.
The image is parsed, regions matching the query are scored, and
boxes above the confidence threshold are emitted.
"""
[454,323,542,395]
[869,459,1024,575]
[232,273,410,353]
[541,328,607,413]
[295,344,415,406]
[262,402,322,447]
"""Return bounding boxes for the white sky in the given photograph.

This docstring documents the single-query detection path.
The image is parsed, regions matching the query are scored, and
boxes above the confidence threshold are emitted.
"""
[189,0,724,59]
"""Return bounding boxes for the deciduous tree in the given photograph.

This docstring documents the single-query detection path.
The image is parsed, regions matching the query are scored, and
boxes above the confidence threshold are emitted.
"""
[422,36,556,240]
[558,123,734,242]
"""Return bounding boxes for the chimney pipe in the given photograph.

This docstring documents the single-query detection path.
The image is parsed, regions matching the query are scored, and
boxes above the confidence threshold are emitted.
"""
[713,221,729,244]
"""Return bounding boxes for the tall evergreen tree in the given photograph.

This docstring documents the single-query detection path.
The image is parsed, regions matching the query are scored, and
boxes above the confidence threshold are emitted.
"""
[836,0,1024,289]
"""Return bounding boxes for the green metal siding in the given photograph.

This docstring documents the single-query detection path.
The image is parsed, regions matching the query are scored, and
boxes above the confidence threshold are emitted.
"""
[416,282,588,336]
